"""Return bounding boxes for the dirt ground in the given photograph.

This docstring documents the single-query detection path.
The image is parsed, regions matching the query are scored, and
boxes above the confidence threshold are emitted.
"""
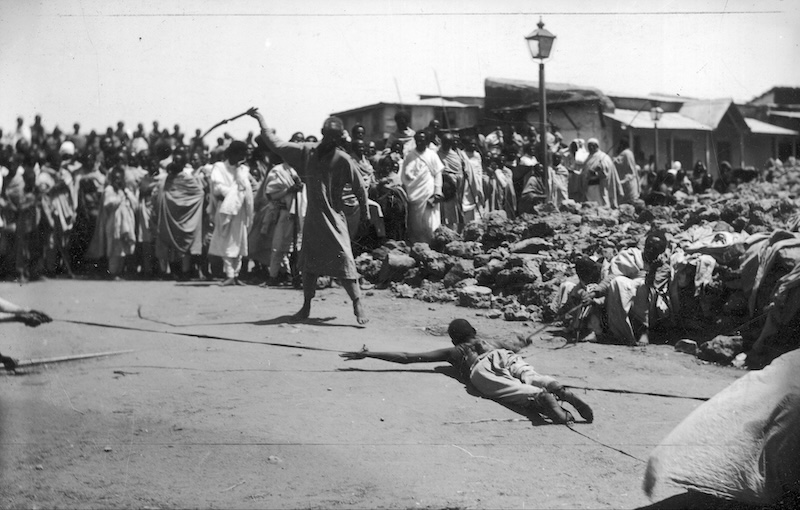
[0,278,744,509]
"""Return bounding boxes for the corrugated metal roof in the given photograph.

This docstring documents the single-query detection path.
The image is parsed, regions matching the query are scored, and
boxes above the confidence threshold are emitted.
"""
[745,118,799,136]
[679,99,738,129]
[331,99,477,117]
[603,109,712,131]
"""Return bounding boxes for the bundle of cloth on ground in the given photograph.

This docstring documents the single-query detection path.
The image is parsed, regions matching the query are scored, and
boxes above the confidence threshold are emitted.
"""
[643,348,800,505]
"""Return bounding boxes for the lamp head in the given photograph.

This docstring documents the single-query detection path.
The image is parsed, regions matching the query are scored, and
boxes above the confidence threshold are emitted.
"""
[525,17,556,60]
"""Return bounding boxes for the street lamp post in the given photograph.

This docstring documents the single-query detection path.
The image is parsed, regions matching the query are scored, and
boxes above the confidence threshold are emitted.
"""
[650,101,664,172]
[525,17,556,202]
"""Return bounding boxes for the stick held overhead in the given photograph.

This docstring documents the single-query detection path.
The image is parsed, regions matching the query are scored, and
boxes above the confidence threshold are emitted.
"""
[201,108,257,139]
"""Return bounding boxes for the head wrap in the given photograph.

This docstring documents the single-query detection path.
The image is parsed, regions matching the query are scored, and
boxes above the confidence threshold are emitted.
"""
[587,138,600,147]
[59,141,75,156]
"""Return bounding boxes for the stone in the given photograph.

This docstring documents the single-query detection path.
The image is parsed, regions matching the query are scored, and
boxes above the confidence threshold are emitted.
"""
[391,283,416,298]
[635,208,655,223]
[424,258,452,280]
[444,240,483,258]
[456,285,494,309]
[485,309,503,319]
[355,253,382,282]
[443,259,476,288]
[473,253,493,267]
[503,303,531,321]
[521,220,555,238]
[480,211,520,249]
[720,202,748,225]
[698,335,744,365]
[509,237,554,254]
[494,266,539,290]
[416,281,454,303]
[454,277,478,289]
[674,339,698,355]
[410,242,438,263]
[462,222,485,242]
[539,259,569,282]
[383,239,410,254]
[525,304,544,322]
[430,225,462,251]
[475,258,506,286]
[618,204,637,223]
[402,267,424,286]
[410,242,452,280]
[518,281,560,311]
[377,252,416,283]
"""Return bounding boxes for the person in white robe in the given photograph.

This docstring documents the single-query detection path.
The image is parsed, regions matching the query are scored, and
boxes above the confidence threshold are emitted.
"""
[208,141,254,286]
[400,131,444,244]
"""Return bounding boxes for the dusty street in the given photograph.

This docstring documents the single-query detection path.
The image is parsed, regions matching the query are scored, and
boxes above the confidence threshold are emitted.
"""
[1,279,742,509]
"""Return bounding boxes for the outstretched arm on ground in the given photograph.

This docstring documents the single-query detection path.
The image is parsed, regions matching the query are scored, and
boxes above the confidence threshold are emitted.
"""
[0,297,52,327]
[340,346,455,364]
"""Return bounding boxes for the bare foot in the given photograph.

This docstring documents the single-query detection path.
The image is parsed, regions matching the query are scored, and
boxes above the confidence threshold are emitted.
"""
[289,304,311,323]
[636,331,649,346]
[353,299,369,325]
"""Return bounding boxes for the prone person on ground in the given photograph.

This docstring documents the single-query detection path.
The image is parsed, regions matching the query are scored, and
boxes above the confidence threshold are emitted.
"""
[340,318,593,424]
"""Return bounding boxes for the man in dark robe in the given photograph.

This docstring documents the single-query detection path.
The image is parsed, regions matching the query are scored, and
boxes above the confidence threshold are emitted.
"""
[154,150,205,280]
[248,109,369,325]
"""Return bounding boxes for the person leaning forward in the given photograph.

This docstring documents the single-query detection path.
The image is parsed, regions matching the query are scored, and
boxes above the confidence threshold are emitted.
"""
[341,319,594,424]
[248,108,370,325]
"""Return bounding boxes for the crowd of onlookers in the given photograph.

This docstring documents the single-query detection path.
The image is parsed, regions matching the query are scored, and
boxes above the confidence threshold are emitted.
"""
[0,112,793,284]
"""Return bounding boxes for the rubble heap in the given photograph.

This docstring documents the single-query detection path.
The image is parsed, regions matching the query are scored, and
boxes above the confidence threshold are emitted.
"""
[355,168,800,367]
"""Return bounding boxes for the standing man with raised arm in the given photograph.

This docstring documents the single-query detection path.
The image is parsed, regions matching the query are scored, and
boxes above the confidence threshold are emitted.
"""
[248,108,369,325]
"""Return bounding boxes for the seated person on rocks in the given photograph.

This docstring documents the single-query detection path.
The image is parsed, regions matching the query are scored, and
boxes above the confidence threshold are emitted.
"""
[517,162,547,214]
[1,296,52,371]
[644,170,678,206]
[557,256,605,342]
[583,232,671,346]
[340,319,593,424]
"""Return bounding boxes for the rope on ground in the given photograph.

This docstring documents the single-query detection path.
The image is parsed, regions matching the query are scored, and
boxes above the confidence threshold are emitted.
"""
[565,422,646,463]
[54,318,344,354]
[53,319,716,401]
[565,385,710,401]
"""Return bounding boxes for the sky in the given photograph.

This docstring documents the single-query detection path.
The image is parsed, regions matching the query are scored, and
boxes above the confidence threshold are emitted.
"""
[1,0,799,141]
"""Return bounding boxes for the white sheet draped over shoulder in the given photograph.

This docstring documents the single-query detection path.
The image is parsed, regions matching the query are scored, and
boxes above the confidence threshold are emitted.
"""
[208,161,254,258]
[400,148,443,244]
[644,349,800,505]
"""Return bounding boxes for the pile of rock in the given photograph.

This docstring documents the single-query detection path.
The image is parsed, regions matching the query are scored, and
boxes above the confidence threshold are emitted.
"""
[354,176,800,365]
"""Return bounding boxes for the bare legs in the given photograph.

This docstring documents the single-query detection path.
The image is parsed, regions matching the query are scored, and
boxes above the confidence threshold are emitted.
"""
[341,278,368,325]
[291,272,368,325]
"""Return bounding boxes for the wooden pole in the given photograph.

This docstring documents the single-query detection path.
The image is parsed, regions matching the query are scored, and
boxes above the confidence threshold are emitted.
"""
[15,350,135,368]
[540,61,549,201]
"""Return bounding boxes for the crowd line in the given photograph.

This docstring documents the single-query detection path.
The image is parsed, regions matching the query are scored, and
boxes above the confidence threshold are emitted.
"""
[0,112,791,285]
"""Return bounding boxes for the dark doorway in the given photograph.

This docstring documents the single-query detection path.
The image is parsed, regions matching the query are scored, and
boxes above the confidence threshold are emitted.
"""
[716,141,732,166]
[673,139,693,171]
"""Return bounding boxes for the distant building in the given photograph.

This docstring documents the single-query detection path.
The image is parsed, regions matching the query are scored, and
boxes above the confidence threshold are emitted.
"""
[330,98,481,148]
[483,77,616,150]
[742,87,800,162]
[605,95,797,177]
[333,81,798,177]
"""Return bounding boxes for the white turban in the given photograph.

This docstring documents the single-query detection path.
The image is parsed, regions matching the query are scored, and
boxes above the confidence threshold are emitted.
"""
[59,141,75,156]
